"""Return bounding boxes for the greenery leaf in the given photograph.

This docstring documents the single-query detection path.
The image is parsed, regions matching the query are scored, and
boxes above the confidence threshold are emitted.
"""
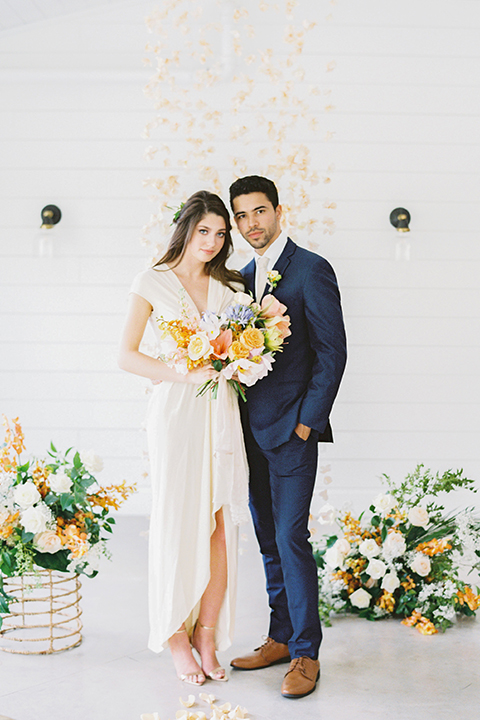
[34,549,70,572]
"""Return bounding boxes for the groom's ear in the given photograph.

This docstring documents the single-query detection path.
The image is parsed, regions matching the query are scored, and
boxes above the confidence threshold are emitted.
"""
[275,204,283,224]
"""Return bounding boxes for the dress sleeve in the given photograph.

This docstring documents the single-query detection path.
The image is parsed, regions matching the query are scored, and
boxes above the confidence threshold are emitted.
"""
[129,269,158,308]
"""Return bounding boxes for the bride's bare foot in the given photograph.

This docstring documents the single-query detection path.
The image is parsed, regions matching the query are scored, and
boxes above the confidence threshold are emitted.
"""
[192,621,228,682]
[169,628,205,686]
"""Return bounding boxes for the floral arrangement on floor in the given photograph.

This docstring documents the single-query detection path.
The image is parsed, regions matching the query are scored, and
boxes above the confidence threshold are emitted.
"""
[157,290,290,399]
[141,692,249,720]
[313,465,480,634]
[0,417,136,625]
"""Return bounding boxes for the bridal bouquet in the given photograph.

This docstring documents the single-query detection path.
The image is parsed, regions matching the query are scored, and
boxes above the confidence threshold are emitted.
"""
[313,465,480,634]
[157,290,291,400]
[0,417,136,626]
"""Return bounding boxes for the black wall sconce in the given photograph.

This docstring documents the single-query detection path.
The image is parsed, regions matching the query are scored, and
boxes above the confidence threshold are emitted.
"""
[37,205,62,256]
[41,204,62,229]
[390,207,411,233]
[389,207,411,261]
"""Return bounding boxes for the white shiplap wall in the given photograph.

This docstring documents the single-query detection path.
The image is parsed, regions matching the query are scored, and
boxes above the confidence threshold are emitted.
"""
[0,0,479,515]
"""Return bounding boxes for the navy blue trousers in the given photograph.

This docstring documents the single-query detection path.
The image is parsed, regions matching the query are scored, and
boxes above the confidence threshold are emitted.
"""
[243,423,322,660]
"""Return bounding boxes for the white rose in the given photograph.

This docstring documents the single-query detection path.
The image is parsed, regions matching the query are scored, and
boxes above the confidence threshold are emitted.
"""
[359,538,381,559]
[410,553,431,577]
[21,505,48,534]
[48,470,72,494]
[366,558,387,579]
[381,572,400,593]
[373,493,397,515]
[80,450,104,474]
[383,531,407,559]
[408,506,430,528]
[336,538,351,556]
[187,332,213,362]
[232,291,254,306]
[13,482,41,509]
[34,530,62,554]
[349,587,371,609]
[325,539,350,569]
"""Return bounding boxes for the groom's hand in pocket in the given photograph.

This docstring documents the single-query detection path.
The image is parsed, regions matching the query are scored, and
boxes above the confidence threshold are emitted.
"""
[294,423,311,441]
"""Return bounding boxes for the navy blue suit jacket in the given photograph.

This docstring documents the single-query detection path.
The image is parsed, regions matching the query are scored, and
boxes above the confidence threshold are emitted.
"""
[241,238,347,450]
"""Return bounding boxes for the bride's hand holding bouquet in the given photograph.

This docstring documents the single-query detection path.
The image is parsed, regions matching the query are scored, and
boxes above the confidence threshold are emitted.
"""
[157,290,291,400]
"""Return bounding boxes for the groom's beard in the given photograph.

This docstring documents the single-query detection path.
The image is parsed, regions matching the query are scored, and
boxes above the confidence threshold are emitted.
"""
[245,223,279,250]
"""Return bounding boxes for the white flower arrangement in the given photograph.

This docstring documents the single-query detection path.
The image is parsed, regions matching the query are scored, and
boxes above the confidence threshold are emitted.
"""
[314,465,480,634]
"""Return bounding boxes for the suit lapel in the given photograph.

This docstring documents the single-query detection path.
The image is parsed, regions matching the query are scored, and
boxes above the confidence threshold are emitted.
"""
[242,258,256,296]
[260,237,296,300]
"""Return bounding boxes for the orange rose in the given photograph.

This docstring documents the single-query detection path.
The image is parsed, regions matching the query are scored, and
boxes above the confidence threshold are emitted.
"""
[227,341,250,361]
[240,327,265,350]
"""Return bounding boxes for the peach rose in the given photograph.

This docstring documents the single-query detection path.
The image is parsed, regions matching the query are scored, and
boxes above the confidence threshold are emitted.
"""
[227,341,250,362]
[34,530,63,554]
[240,327,265,350]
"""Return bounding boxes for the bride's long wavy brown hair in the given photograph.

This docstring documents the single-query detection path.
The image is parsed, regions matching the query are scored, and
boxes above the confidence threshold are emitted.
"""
[154,191,246,291]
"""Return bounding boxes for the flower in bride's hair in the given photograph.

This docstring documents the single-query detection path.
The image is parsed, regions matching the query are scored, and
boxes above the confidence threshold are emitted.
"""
[210,329,233,360]
[187,332,213,362]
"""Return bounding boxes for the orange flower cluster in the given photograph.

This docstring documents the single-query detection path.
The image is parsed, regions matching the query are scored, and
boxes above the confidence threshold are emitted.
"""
[31,461,52,498]
[88,481,136,511]
[346,557,367,577]
[377,591,395,613]
[401,610,438,635]
[340,512,364,543]
[415,538,452,557]
[57,523,89,559]
[456,586,480,612]
[0,511,20,540]
[401,575,416,592]
[332,569,361,594]
[1,415,25,472]
[158,319,210,371]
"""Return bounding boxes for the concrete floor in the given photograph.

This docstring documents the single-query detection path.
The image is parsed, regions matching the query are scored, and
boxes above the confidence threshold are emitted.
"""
[0,515,479,720]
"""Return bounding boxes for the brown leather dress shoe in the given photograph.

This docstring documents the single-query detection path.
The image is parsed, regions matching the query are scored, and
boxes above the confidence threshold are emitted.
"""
[281,656,320,698]
[230,637,291,670]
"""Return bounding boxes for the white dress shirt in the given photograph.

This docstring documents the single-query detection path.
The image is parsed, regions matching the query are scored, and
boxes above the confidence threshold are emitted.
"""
[255,231,289,300]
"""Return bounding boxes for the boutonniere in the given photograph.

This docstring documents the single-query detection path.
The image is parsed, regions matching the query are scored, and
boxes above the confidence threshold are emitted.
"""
[266,269,282,290]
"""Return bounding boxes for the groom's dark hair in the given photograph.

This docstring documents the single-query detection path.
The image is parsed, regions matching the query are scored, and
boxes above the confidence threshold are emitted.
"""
[229,175,279,209]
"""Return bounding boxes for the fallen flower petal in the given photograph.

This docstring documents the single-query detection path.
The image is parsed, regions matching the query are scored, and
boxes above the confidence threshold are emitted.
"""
[179,695,196,708]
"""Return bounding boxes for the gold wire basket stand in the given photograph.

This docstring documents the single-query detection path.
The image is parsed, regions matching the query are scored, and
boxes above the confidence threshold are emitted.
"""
[0,569,83,654]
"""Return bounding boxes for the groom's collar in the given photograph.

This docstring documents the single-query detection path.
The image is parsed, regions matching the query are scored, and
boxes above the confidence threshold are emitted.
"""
[254,231,289,271]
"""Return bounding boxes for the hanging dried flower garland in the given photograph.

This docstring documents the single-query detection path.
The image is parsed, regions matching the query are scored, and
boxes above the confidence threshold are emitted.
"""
[141,0,339,258]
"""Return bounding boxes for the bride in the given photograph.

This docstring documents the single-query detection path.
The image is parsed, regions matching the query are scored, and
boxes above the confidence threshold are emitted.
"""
[118,191,249,685]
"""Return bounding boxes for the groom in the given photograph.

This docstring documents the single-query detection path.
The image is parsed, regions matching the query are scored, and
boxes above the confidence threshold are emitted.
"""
[229,175,347,699]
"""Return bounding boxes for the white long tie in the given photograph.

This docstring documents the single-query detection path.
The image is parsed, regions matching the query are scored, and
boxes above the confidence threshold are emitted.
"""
[256,255,269,301]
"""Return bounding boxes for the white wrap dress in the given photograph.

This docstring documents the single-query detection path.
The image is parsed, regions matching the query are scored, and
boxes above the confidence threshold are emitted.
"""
[130,265,249,653]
